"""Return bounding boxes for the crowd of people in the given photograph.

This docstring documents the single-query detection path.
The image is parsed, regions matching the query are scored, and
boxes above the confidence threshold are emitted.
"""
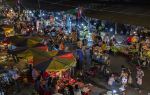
[31,67,92,95]
[0,65,20,94]
[107,65,144,94]
[0,3,150,95]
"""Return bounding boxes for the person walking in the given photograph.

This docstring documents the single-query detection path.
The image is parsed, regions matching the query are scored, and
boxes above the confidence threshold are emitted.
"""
[12,67,20,92]
[127,69,133,86]
[85,47,92,65]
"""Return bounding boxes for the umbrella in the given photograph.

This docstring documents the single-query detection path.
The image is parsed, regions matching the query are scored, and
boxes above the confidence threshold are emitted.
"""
[19,48,51,65]
[48,50,59,57]
[46,56,76,71]
[8,36,43,47]
[27,37,43,47]
[8,36,27,46]
[35,52,76,72]
[35,45,48,52]
[49,52,76,71]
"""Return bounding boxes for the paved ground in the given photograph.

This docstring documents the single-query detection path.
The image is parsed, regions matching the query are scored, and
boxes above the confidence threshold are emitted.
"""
[111,56,150,93]
[88,55,150,95]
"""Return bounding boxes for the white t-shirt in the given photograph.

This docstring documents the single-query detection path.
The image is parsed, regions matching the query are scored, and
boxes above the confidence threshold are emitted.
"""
[122,77,128,84]
[108,77,115,86]
[137,77,142,85]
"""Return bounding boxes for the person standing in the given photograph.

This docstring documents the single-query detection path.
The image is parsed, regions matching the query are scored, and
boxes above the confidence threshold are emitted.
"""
[120,70,128,89]
[42,71,51,95]
[32,67,41,91]
[136,67,144,93]
[128,69,133,86]
[108,74,115,90]
[75,48,84,70]
[59,41,65,51]
[85,47,92,65]
[12,67,20,92]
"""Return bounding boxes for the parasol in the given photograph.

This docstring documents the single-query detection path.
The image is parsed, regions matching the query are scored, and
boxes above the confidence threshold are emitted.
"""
[27,37,43,47]
[8,36,26,46]
[35,45,49,52]
[19,48,51,65]
[9,36,44,47]
[35,52,76,72]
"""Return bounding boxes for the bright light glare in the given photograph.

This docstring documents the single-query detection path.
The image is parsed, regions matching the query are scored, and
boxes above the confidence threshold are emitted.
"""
[55,17,58,20]
[29,11,32,14]
[113,90,117,93]
[110,28,113,32]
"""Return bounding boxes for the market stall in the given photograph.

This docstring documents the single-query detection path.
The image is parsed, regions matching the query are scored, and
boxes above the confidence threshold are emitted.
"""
[3,27,14,37]
[92,45,109,64]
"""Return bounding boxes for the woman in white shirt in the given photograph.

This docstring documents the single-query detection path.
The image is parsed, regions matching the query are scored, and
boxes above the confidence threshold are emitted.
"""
[108,74,115,90]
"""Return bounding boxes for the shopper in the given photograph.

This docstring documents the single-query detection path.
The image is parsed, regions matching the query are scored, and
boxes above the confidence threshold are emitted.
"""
[136,67,144,93]
[108,74,115,90]
[32,67,41,91]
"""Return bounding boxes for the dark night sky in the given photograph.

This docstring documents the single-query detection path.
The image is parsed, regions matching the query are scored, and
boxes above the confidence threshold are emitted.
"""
[25,0,150,3]
[43,0,150,3]
[7,0,150,11]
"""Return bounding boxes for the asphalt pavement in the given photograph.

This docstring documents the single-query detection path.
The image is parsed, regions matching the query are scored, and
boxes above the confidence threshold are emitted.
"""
[88,55,150,95]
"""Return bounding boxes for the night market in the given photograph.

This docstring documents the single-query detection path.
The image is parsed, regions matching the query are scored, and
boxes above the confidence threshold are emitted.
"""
[0,0,150,95]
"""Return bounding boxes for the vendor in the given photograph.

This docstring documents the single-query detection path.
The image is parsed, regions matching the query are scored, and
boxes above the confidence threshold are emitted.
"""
[59,41,65,51]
